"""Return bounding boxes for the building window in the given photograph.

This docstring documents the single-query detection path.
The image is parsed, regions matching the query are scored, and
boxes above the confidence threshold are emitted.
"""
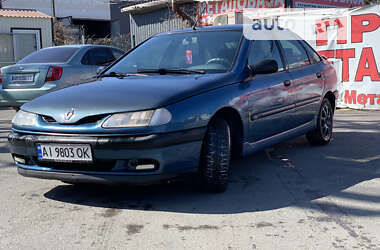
[0,34,15,67]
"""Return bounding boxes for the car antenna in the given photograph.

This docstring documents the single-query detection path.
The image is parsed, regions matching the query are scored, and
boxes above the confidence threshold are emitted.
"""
[192,2,207,30]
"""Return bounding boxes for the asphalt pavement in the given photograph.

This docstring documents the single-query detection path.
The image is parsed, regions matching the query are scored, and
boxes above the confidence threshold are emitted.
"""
[0,108,380,250]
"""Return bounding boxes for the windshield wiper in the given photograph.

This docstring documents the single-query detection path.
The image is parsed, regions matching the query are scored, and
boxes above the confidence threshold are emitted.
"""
[136,68,205,75]
[99,72,147,78]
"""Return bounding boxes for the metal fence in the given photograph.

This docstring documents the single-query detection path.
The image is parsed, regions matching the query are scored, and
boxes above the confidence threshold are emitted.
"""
[130,3,194,47]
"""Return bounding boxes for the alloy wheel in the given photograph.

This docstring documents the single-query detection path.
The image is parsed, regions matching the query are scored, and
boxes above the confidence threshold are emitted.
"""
[320,103,332,141]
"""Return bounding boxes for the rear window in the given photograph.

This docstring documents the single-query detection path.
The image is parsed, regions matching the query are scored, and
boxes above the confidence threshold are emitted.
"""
[18,47,80,64]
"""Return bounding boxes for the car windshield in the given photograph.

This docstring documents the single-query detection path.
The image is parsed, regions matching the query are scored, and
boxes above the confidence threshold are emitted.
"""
[18,47,80,64]
[106,30,242,74]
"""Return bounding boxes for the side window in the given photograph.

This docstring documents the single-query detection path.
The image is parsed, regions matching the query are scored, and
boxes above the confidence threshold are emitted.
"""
[279,40,310,69]
[81,48,116,66]
[248,40,284,72]
[81,50,92,65]
[300,40,321,64]
[111,49,124,60]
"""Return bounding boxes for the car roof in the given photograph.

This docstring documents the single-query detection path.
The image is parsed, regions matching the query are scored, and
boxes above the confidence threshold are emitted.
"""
[156,24,299,39]
[41,44,123,50]
[159,24,243,35]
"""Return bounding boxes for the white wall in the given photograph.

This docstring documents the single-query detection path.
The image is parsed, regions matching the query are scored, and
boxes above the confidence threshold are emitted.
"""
[3,0,110,21]
[0,16,53,66]
[0,17,53,48]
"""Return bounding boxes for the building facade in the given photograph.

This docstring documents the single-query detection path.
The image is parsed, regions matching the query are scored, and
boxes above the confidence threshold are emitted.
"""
[122,0,364,47]
[122,0,194,47]
[0,9,53,67]
[2,0,111,37]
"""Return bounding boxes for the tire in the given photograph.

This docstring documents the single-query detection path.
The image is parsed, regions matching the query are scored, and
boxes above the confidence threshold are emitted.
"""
[306,98,334,146]
[199,118,231,193]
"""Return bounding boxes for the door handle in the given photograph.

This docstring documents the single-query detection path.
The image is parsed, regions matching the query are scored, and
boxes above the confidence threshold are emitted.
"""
[283,80,291,87]
[316,72,323,78]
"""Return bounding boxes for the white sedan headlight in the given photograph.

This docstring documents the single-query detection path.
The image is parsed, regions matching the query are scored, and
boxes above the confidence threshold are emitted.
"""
[12,110,38,127]
[102,108,172,128]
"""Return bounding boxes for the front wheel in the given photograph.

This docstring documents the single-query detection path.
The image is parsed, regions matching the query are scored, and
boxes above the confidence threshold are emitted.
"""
[306,98,334,146]
[199,118,231,193]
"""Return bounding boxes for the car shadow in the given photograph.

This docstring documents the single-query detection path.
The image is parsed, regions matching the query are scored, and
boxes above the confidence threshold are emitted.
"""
[44,122,380,215]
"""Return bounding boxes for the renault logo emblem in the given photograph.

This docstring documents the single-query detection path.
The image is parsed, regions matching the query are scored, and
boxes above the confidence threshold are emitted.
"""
[63,108,75,121]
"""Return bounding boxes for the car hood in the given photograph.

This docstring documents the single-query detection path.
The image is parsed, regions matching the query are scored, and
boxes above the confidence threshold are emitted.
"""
[21,73,238,123]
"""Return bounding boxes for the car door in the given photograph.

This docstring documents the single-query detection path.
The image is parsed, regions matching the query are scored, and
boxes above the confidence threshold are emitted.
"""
[278,40,324,127]
[246,40,296,142]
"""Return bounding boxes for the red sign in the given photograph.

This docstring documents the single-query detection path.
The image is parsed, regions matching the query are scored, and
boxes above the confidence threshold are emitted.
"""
[313,6,380,109]
[198,0,284,25]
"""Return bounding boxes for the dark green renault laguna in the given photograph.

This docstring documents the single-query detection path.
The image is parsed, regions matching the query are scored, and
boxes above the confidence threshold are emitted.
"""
[8,25,337,192]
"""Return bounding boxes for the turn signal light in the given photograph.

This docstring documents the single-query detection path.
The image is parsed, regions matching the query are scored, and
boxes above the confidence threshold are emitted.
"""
[128,159,158,171]
[45,66,62,82]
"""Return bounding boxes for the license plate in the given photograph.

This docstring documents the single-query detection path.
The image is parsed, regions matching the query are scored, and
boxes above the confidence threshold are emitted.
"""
[11,74,34,82]
[37,144,93,163]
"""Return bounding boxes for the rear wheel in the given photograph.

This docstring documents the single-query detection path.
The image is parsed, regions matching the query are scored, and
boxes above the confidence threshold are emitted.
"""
[306,98,333,146]
[199,118,231,193]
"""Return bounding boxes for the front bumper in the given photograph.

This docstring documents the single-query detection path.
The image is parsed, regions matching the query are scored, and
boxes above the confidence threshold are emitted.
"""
[8,127,205,184]
[17,167,182,185]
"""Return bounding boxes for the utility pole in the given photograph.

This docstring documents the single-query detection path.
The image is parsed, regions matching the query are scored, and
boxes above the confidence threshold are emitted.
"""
[51,0,56,46]
[81,25,85,45]
[51,0,56,17]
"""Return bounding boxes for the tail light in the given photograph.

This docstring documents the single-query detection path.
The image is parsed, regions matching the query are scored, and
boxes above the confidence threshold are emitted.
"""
[0,69,2,84]
[45,66,62,82]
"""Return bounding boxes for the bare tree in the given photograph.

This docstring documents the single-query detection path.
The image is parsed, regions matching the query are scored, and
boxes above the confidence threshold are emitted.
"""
[170,1,196,25]
[365,0,379,4]
[53,19,79,45]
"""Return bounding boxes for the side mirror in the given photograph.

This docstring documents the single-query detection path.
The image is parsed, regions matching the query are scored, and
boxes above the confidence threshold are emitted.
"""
[249,59,278,76]
[96,66,105,75]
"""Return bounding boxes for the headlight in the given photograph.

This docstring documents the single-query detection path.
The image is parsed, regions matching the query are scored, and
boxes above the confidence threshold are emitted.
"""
[12,110,38,127]
[102,108,172,128]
